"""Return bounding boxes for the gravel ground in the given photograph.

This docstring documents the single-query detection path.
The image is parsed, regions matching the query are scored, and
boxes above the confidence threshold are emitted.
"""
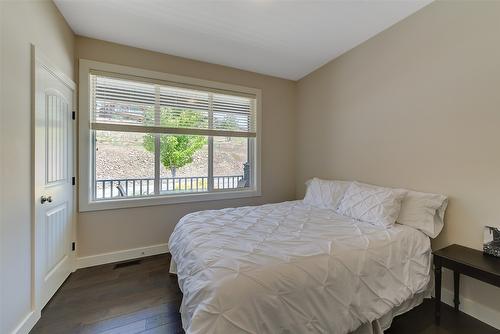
[95,134,247,180]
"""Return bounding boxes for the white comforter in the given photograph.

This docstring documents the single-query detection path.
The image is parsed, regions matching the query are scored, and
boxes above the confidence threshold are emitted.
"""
[169,201,432,334]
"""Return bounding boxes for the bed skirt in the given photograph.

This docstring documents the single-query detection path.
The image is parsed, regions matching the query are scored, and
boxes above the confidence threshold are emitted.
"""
[169,259,429,334]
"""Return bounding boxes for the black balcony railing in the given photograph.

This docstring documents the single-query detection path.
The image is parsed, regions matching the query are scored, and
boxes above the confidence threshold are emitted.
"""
[95,175,245,199]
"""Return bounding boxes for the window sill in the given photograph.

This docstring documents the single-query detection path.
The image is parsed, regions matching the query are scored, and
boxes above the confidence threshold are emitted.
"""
[78,188,262,212]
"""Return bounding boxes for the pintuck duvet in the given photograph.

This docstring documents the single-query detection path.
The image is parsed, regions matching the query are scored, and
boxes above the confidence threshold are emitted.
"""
[169,201,432,334]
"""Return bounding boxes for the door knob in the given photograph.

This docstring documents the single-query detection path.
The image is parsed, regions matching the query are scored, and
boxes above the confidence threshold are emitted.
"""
[41,195,52,204]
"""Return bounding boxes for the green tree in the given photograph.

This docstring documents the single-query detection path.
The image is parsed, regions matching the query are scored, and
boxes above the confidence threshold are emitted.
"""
[143,108,207,178]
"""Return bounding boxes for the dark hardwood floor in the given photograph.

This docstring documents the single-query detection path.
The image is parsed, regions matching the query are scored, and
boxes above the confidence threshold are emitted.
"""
[30,253,499,334]
[31,254,183,334]
[387,300,498,334]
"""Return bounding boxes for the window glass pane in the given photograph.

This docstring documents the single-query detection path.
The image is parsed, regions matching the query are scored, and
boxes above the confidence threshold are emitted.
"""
[212,93,254,132]
[159,88,209,129]
[94,131,155,199]
[158,134,208,193]
[92,75,156,126]
[213,136,251,190]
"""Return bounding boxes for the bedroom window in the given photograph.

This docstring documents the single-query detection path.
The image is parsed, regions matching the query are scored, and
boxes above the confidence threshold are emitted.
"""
[79,60,261,211]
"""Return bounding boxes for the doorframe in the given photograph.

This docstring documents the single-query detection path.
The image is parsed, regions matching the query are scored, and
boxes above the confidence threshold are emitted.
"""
[30,44,77,327]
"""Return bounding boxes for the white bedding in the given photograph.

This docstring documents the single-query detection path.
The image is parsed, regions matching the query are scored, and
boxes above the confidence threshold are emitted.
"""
[169,201,432,334]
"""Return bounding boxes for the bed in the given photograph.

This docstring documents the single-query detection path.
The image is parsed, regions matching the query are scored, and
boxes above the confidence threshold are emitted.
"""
[169,197,436,334]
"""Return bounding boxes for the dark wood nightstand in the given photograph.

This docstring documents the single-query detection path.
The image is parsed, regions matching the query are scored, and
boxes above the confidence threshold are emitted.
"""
[433,244,500,325]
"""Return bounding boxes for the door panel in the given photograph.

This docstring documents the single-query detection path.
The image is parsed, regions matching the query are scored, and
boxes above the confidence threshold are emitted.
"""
[44,203,69,279]
[45,94,68,184]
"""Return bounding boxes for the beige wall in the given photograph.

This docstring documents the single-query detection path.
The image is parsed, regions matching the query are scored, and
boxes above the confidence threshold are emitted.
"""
[75,37,297,257]
[0,1,74,333]
[296,0,500,321]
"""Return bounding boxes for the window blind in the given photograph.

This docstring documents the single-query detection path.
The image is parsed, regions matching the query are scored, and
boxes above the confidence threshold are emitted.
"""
[90,73,256,137]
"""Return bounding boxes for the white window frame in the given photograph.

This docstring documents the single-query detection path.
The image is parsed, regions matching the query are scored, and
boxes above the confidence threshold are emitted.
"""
[78,59,261,212]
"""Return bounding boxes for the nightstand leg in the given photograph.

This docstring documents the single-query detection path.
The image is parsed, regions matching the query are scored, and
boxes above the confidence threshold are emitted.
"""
[454,271,460,311]
[435,264,442,325]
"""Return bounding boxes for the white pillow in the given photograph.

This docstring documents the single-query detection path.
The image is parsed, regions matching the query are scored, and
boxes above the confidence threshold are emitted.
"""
[336,182,406,227]
[397,190,448,238]
[303,178,351,209]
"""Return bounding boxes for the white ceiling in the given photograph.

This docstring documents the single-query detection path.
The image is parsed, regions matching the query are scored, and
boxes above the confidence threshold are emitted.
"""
[55,0,432,80]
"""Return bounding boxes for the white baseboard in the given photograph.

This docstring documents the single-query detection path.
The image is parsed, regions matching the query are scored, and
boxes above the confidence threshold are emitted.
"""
[11,310,40,334]
[76,243,169,269]
[441,287,500,330]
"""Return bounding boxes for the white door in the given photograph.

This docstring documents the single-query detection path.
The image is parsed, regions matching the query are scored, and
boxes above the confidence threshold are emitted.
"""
[33,49,75,308]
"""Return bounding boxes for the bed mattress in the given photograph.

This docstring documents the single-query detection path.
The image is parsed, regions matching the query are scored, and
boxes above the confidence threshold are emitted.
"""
[169,200,432,334]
